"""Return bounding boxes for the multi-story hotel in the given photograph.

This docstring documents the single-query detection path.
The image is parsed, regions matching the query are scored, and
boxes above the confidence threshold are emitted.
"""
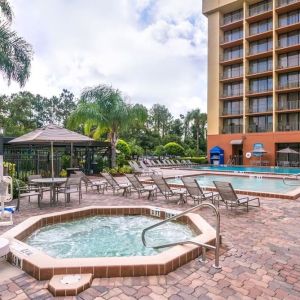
[203,0,300,166]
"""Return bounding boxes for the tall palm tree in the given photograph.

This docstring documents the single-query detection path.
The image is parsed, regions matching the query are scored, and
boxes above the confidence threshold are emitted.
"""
[0,0,33,87]
[186,109,207,156]
[68,84,146,167]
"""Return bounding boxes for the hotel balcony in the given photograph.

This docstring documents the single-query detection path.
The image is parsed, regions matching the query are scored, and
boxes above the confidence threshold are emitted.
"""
[277,82,300,92]
[246,30,273,42]
[220,55,243,66]
[220,37,243,48]
[276,63,300,73]
[276,21,300,34]
[248,124,273,133]
[278,122,300,131]
[277,100,300,111]
[247,107,273,115]
[220,73,243,83]
[222,124,243,134]
[246,49,273,60]
[220,91,243,100]
[220,19,243,31]
[277,41,300,54]
[247,2,273,23]
[246,88,273,97]
[276,0,300,13]
[221,109,243,117]
[247,68,273,79]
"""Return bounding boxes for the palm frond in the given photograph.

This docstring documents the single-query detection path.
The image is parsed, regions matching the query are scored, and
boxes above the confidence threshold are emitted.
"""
[0,0,13,23]
[0,22,33,87]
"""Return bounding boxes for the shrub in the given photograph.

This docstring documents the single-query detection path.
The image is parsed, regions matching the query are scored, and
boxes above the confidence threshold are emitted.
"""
[184,148,196,157]
[180,156,208,164]
[103,166,132,175]
[116,139,131,157]
[3,162,16,177]
[118,165,133,174]
[12,178,26,199]
[154,145,165,157]
[116,152,127,167]
[59,169,67,177]
[129,142,144,158]
[164,142,185,156]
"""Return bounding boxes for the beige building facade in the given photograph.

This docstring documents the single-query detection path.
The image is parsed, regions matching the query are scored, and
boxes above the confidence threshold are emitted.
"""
[203,0,300,166]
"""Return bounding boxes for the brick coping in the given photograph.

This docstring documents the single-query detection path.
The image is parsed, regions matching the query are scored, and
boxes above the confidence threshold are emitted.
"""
[2,206,217,280]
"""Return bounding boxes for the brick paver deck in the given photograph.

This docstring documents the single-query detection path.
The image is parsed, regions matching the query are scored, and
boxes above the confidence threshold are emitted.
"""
[0,172,300,299]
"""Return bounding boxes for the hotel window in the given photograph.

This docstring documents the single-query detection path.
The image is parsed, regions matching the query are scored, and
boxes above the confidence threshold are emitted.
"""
[278,51,300,68]
[249,115,273,132]
[249,38,272,54]
[278,113,300,131]
[279,72,300,89]
[249,96,273,113]
[249,0,272,17]
[223,100,243,115]
[223,82,243,97]
[223,118,243,134]
[249,77,273,93]
[249,57,272,74]
[277,0,300,8]
[278,10,300,27]
[278,92,300,110]
[223,45,243,60]
[223,9,243,25]
[223,64,243,79]
[224,28,243,43]
[249,18,272,36]
[278,30,300,48]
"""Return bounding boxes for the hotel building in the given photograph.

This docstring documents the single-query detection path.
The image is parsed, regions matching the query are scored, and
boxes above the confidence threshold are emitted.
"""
[203,0,300,166]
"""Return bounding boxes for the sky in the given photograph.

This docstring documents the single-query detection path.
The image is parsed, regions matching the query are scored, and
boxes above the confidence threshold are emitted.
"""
[3,0,208,117]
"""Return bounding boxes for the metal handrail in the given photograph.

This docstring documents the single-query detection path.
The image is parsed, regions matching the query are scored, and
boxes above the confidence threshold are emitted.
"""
[141,203,221,269]
[283,173,300,185]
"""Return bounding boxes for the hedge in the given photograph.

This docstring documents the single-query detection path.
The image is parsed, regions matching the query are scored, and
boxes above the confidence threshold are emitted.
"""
[180,156,208,164]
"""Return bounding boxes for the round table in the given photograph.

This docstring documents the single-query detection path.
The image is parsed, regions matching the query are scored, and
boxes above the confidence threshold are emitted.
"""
[31,178,67,205]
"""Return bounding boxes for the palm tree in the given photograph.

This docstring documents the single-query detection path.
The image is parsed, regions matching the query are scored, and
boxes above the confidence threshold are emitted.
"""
[0,0,33,87]
[68,84,147,167]
[186,109,207,156]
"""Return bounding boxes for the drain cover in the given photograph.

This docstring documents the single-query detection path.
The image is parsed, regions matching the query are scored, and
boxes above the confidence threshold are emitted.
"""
[60,274,81,285]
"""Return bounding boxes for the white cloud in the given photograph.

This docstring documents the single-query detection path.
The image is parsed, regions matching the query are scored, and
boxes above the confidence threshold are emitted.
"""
[4,0,208,116]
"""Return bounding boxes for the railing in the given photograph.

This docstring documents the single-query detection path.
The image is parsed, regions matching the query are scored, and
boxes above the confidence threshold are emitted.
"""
[248,106,273,113]
[221,34,243,44]
[248,124,273,132]
[249,1,272,17]
[277,0,300,8]
[141,203,221,269]
[248,66,273,74]
[223,13,243,26]
[248,88,273,94]
[221,54,243,62]
[278,100,300,110]
[222,109,243,115]
[221,90,243,98]
[221,72,243,80]
[222,125,243,134]
[248,47,273,56]
[278,82,300,89]
[278,38,300,49]
[277,63,300,69]
[278,122,300,131]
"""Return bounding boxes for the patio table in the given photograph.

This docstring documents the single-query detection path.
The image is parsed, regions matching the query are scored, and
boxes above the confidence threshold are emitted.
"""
[31,178,67,205]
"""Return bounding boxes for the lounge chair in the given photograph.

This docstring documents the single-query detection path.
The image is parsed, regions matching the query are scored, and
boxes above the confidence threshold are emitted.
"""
[129,161,157,176]
[57,176,82,205]
[139,161,162,175]
[182,177,219,205]
[125,174,157,200]
[151,175,187,204]
[74,171,108,193]
[213,181,260,212]
[101,173,131,196]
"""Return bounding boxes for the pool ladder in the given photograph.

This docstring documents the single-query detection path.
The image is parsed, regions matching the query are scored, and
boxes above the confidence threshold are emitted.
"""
[141,203,221,269]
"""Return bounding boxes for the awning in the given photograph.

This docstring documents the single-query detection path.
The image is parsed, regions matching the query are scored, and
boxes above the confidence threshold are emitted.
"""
[230,139,243,145]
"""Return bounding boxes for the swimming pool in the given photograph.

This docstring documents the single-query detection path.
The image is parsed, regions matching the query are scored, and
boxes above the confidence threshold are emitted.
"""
[25,215,195,258]
[191,165,300,175]
[168,174,298,194]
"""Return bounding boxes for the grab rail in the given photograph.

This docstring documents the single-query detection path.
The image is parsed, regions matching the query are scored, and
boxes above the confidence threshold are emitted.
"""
[142,203,221,269]
[283,173,300,185]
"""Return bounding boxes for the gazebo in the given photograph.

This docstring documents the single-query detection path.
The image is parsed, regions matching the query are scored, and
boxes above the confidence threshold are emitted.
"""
[5,124,111,179]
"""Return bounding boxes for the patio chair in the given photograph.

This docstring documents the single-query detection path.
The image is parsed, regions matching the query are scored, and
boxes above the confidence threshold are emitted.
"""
[57,176,82,205]
[151,175,187,204]
[125,174,157,200]
[15,179,43,210]
[100,173,131,196]
[74,171,108,193]
[139,161,162,175]
[182,177,219,205]
[129,161,156,176]
[213,181,260,212]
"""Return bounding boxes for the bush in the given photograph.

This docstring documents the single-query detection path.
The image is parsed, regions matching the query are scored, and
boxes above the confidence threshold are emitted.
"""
[164,142,185,156]
[184,148,196,157]
[3,162,16,177]
[118,165,133,174]
[116,139,131,157]
[129,142,144,158]
[59,169,67,177]
[103,166,133,175]
[116,152,127,167]
[12,178,26,199]
[180,156,208,164]
[154,145,165,157]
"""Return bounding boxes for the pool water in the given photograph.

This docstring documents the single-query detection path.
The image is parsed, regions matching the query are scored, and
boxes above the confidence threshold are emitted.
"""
[25,216,195,258]
[192,165,300,175]
[168,175,297,194]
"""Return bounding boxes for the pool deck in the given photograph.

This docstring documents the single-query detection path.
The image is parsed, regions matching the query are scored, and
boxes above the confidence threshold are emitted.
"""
[0,168,300,299]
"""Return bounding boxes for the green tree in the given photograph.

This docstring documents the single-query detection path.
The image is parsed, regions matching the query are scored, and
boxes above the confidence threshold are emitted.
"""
[68,84,145,167]
[186,109,207,156]
[149,104,172,138]
[116,139,131,158]
[164,142,185,157]
[0,0,33,87]
[154,145,165,158]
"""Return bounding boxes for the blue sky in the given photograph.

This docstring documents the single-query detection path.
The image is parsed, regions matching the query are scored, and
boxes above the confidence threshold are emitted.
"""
[3,0,208,116]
